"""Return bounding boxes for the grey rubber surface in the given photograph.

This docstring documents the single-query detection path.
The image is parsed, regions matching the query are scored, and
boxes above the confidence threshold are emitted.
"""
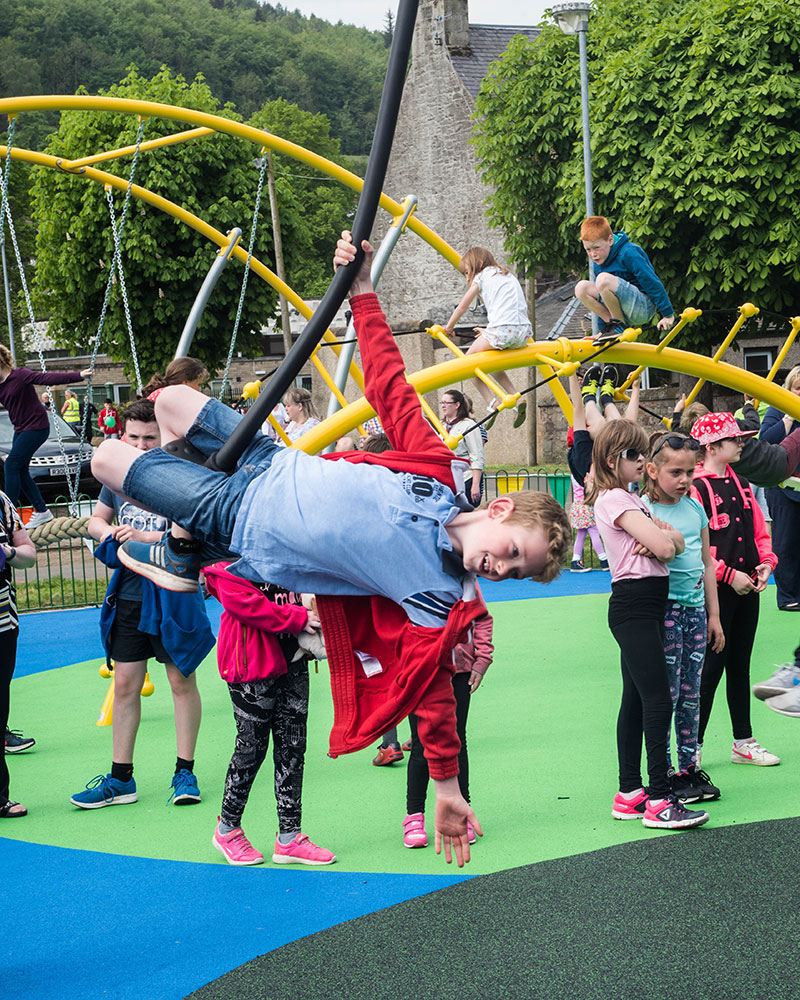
[186,816,800,1000]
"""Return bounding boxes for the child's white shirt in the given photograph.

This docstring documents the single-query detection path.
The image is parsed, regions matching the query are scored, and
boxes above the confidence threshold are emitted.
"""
[474,266,530,328]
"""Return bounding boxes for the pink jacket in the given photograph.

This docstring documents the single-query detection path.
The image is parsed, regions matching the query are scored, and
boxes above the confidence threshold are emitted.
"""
[204,562,309,684]
[451,606,493,677]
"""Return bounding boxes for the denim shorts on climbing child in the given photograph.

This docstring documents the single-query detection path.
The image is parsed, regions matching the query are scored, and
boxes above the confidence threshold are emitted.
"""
[122,398,280,559]
[601,277,655,327]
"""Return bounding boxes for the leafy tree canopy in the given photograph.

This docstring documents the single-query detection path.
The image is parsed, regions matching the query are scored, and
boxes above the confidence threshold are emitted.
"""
[27,67,352,380]
[473,0,800,348]
[0,0,388,154]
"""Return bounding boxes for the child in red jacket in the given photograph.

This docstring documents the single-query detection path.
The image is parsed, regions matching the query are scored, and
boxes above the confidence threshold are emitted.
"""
[689,413,780,767]
[204,562,335,867]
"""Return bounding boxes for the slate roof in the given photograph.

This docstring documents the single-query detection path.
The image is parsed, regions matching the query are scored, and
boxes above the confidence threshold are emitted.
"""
[450,23,541,101]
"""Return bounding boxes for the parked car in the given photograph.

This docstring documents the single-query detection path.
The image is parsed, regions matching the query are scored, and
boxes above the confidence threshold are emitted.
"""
[0,408,99,500]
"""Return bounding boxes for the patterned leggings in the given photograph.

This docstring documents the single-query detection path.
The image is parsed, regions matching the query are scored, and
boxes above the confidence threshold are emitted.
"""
[220,659,309,833]
[663,601,707,772]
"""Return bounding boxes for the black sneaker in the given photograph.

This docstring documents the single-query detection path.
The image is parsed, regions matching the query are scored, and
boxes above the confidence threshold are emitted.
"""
[5,728,35,753]
[118,535,201,593]
[594,319,626,344]
[686,766,720,802]
[671,769,702,804]
[599,364,618,408]
[581,364,602,403]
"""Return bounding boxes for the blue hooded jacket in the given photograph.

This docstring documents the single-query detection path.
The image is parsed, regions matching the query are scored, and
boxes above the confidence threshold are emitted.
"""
[597,231,673,319]
[95,536,215,676]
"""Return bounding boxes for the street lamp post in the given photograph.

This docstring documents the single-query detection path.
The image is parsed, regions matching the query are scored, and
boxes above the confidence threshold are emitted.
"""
[552,2,596,332]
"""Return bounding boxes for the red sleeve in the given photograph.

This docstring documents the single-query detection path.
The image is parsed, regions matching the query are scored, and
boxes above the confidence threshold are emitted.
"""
[470,610,494,675]
[350,293,452,460]
[204,564,308,634]
[412,665,461,780]
[752,493,778,570]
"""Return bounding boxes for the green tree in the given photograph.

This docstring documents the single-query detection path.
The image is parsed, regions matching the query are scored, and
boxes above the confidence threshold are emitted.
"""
[473,0,800,349]
[28,66,280,380]
[249,98,357,298]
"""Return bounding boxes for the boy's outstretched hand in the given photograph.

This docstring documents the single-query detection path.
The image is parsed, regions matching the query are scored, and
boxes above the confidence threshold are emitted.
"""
[433,776,482,867]
[333,230,375,298]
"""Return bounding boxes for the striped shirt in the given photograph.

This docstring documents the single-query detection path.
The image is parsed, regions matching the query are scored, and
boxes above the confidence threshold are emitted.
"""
[0,492,23,632]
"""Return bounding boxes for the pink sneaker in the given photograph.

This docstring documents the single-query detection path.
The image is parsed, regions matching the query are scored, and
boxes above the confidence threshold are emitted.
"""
[402,812,428,848]
[611,787,649,820]
[212,820,264,866]
[272,833,336,866]
[467,822,477,845]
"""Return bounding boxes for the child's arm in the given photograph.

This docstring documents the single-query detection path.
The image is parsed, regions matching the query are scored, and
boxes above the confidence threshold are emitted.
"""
[468,608,494,692]
[444,282,480,333]
[751,494,777,593]
[617,508,683,562]
[623,378,640,423]
[700,526,724,652]
[569,374,587,432]
[205,565,309,634]
[335,233,452,458]
[4,523,35,570]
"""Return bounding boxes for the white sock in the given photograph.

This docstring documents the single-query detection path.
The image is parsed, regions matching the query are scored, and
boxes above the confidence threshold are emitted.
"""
[619,787,644,801]
[734,738,754,748]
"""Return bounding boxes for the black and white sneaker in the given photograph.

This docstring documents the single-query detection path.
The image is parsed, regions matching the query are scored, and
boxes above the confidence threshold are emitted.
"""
[687,766,720,801]
[5,728,35,753]
[670,770,702,804]
[642,794,709,829]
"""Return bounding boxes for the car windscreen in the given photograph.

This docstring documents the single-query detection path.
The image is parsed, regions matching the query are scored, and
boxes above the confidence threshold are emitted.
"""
[0,408,83,446]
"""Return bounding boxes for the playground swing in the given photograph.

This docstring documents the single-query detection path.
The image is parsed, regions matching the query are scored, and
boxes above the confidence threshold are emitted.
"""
[0,113,148,514]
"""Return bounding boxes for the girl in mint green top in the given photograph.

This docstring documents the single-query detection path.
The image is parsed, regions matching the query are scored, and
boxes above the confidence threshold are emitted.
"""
[643,433,724,799]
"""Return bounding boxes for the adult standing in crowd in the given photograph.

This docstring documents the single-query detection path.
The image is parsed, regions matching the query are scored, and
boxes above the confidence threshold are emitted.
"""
[440,389,485,505]
[0,346,91,529]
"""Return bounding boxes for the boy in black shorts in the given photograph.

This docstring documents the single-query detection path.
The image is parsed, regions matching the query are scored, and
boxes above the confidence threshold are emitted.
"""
[70,399,214,809]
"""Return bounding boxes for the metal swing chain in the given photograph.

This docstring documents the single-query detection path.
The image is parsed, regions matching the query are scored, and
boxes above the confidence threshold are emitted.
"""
[105,185,144,394]
[65,115,148,509]
[217,147,270,402]
[0,117,83,504]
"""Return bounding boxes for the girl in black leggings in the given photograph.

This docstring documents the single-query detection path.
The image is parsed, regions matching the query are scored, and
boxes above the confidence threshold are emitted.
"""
[590,420,708,830]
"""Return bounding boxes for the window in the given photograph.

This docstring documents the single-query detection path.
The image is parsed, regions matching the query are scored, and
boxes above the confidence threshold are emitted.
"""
[743,348,774,377]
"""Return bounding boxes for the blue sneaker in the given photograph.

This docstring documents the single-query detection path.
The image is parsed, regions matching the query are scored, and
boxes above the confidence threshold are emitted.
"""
[118,535,201,593]
[70,773,137,809]
[169,769,201,805]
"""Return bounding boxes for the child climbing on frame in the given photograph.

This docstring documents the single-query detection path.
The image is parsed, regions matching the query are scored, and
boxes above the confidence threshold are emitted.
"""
[444,248,531,429]
[589,419,709,829]
[204,562,336,867]
[567,366,640,490]
[91,231,572,866]
[641,430,725,805]
[688,412,780,767]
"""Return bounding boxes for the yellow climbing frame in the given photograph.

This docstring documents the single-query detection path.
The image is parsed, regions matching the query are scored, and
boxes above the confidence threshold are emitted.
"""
[2,94,799,460]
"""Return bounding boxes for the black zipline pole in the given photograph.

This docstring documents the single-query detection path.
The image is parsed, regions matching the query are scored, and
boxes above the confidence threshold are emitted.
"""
[208,0,419,474]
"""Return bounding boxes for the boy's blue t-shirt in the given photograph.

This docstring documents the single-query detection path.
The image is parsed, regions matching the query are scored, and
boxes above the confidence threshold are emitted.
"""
[98,485,169,601]
[230,448,468,629]
[642,494,708,606]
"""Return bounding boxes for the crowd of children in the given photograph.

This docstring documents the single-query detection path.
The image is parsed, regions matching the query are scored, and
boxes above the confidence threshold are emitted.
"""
[3,220,799,868]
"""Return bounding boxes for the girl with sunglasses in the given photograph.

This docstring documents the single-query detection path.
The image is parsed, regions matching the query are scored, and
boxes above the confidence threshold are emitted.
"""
[588,420,709,829]
[642,432,724,805]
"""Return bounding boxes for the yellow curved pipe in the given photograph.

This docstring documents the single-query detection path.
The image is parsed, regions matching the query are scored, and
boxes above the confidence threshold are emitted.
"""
[1,143,365,391]
[295,339,800,455]
[0,94,461,267]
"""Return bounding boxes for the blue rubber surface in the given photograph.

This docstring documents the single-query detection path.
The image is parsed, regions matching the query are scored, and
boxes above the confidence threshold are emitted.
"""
[1,838,466,1000]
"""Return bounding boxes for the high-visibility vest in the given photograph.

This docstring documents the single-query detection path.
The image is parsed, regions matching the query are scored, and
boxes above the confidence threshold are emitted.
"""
[63,397,80,423]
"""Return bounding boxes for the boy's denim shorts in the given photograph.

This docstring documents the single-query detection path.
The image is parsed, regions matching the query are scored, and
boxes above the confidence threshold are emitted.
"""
[123,398,280,560]
[601,277,655,327]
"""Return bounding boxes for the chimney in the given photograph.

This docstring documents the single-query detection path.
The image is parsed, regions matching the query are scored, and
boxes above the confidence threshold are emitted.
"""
[443,0,471,53]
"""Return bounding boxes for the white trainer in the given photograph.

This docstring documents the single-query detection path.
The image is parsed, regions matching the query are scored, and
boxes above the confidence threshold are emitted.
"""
[752,663,800,701]
[731,739,780,766]
[26,509,55,530]
[765,687,800,718]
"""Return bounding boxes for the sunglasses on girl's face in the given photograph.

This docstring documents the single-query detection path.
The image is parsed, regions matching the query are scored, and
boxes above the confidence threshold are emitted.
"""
[618,448,644,462]
[651,434,702,458]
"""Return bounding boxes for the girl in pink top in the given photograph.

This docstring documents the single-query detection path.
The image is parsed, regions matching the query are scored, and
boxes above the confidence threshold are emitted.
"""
[589,420,708,830]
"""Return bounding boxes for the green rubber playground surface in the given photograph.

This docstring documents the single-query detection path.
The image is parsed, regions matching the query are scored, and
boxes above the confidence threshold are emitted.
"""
[6,591,800,875]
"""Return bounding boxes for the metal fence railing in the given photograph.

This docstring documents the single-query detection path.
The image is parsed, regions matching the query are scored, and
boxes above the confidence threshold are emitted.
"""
[16,496,110,613]
[484,469,573,507]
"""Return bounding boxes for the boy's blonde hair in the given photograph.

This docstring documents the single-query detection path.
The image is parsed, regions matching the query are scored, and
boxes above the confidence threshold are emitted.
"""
[783,364,800,393]
[680,400,708,434]
[458,247,509,285]
[501,490,571,583]
[580,216,613,241]
[585,419,649,503]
